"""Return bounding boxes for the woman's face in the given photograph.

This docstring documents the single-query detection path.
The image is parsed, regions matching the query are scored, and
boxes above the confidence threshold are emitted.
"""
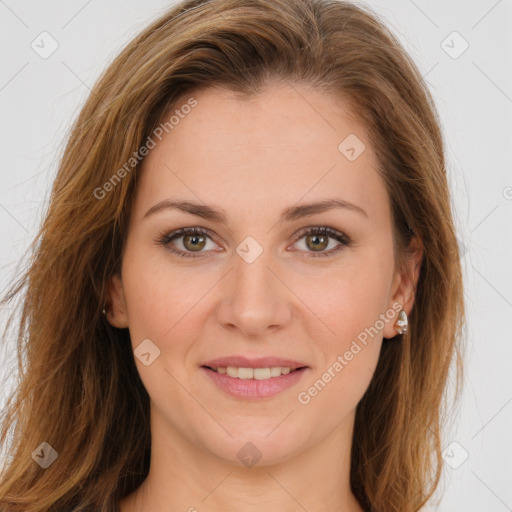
[108,83,417,466]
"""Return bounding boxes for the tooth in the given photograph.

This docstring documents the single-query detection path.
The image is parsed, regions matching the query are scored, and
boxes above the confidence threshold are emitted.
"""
[237,367,254,379]
[270,367,282,377]
[254,368,271,380]
[226,366,238,378]
[216,366,296,378]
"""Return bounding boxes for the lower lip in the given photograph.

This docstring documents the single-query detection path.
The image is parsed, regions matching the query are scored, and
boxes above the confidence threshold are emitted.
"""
[201,367,308,399]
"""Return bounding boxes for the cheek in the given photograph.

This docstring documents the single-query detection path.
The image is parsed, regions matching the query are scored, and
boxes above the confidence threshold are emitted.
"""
[120,243,216,344]
[292,261,390,421]
[291,249,394,350]
[288,248,394,414]
[120,252,212,401]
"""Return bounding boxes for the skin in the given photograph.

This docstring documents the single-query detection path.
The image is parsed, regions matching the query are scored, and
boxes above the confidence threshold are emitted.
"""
[109,83,422,512]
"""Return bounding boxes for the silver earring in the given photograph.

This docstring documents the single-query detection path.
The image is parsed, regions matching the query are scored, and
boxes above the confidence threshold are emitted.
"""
[102,306,106,315]
[394,310,408,335]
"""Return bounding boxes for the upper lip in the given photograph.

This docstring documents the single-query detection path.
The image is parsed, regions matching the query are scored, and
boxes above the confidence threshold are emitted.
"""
[201,356,308,370]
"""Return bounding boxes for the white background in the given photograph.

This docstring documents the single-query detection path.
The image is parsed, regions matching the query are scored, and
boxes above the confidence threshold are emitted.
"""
[1,1,511,510]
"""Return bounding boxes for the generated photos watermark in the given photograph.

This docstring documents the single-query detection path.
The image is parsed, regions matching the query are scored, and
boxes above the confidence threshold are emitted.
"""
[93,97,197,200]
[297,302,402,405]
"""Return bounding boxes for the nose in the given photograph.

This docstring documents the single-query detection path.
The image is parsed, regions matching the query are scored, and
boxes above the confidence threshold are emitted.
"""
[215,248,292,337]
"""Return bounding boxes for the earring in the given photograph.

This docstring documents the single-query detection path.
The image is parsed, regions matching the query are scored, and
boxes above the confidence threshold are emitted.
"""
[102,306,107,315]
[394,309,408,335]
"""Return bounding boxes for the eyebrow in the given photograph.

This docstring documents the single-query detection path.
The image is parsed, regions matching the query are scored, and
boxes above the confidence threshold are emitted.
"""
[143,198,368,222]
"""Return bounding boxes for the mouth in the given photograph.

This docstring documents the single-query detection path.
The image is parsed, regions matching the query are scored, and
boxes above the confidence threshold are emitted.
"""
[201,365,307,379]
[200,363,309,399]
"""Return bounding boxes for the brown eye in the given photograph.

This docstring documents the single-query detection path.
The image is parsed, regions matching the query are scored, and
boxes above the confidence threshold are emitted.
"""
[305,233,329,251]
[159,227,218,259]
[292,226,351,258]
[183,233,206,251]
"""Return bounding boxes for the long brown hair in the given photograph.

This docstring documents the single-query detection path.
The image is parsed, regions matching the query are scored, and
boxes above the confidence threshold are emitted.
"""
[0,1,465,510]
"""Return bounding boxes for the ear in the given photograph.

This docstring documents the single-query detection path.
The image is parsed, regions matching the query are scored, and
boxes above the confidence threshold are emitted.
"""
[105,273,129,328]
[383,236,423,339]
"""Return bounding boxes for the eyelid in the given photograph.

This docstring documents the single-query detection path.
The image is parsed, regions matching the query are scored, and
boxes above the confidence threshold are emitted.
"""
[292,225,350,243]
[158,227,221,259]
[287,226,351,257]
[160,226,216,246]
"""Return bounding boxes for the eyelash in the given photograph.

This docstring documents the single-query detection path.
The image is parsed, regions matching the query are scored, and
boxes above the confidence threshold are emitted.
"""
[156,226,352,259]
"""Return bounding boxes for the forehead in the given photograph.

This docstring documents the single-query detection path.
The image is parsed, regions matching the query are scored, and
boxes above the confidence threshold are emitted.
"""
[134,84,389,224]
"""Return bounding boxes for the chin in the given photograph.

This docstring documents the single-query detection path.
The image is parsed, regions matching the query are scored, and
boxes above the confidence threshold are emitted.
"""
[199,426,309,468]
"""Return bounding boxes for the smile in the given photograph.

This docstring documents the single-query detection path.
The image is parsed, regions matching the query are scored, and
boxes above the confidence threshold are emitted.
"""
[201,365,309,399]
[204,366,303,379]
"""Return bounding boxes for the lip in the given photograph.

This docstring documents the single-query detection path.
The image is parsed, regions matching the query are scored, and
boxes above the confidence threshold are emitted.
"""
[201,366,309,399]
[201,356,308,370]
